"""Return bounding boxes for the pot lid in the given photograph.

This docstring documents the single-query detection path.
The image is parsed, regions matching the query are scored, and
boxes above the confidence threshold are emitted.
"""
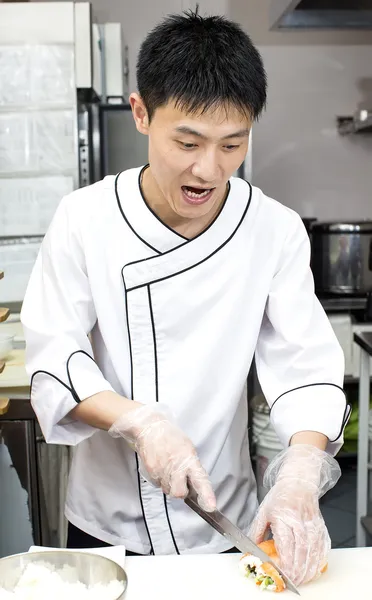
[311,220,372,233]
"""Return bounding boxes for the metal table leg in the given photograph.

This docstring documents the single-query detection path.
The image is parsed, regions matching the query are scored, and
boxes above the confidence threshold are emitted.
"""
[356,348,370,547]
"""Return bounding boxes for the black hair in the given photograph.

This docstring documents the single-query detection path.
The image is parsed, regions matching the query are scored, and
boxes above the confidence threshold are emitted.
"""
[137,7,267,122]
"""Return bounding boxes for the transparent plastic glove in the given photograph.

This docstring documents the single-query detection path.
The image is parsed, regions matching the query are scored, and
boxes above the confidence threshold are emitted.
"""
[249,444,341,586]
[108,404,216,512]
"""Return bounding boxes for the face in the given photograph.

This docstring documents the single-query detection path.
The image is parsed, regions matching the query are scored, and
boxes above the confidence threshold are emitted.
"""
[130,95,251,220]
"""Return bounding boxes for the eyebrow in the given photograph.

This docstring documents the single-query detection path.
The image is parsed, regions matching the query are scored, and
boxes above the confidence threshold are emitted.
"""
[174,126,250,141]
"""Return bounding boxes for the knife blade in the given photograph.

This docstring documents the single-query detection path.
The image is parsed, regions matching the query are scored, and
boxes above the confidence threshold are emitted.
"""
[184,492,300,596]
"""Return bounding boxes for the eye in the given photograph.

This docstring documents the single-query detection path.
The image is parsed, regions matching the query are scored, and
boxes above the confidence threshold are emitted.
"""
[224,144,240,151]
[177,141,197,150]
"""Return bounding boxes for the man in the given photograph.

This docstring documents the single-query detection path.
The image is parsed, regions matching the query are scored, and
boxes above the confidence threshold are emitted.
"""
[21,9,350,586]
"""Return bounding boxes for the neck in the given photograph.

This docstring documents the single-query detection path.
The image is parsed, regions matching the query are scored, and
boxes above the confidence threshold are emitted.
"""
[141,167,226,239]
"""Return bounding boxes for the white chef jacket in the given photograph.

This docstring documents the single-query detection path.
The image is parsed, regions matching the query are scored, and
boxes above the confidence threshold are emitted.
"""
[21,166,350,555]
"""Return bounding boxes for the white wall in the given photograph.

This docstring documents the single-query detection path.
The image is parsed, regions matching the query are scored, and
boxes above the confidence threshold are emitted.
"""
[229,0,372,220]
[251,45,372,220]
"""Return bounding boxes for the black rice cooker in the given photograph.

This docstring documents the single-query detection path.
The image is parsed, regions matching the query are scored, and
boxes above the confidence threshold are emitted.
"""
[310,220,372,295]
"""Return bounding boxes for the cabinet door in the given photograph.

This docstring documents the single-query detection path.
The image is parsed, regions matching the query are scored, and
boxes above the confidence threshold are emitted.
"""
[0,420,40,558]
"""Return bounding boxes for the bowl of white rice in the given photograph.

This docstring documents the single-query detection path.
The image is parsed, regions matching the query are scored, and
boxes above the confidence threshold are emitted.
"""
[0,550,128,599]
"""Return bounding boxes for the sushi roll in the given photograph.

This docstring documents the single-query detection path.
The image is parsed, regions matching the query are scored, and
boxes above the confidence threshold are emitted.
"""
[240,540,285,593]
[239,539,328,593]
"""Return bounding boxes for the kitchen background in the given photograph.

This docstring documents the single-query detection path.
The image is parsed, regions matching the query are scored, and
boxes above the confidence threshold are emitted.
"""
[1,0,372,558]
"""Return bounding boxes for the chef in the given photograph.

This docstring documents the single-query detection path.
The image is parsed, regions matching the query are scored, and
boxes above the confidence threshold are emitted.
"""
[21,8,350,586]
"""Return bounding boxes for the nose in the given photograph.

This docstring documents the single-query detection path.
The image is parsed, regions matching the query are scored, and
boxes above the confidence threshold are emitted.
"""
[191,148,220,184]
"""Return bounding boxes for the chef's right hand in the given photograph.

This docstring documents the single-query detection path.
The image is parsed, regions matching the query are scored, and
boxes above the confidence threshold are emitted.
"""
[108,404,216,512]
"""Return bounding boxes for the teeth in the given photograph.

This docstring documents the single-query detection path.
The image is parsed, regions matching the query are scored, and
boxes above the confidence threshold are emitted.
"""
[183,188,211,199]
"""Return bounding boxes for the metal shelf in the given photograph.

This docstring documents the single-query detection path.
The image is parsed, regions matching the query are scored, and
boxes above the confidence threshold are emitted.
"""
[320,296,367,311]
[337,114,372,135]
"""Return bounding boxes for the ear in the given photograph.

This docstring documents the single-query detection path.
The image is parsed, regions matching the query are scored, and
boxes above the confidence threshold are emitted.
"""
[130,93,149,135]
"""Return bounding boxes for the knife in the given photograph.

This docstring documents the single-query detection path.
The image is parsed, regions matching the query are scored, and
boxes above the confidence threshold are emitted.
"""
[184,490,300,596]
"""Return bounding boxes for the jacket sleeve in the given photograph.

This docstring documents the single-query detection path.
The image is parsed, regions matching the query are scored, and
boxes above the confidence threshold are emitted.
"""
[21,195,115,446]
[254,212,351,455]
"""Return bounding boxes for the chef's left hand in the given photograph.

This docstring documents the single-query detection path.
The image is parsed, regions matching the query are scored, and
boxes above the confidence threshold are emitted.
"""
[249,444,341,586]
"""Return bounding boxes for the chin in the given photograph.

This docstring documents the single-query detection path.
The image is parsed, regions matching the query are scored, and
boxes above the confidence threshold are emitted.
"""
[175,200,213,219]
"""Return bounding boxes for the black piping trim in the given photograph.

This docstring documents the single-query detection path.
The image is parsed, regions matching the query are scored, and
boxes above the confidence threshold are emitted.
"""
[121,179,252,554]
[32,350,112,407]
[148,284,180,554]
[147,286,159,404]
[123,276,155,555]
[116,166,234,258]
[66,349,100,404]
[123,279,134,400]
[30,370,74,395]
[270,382,351,444]
[270,382,346,411]
[115,170,161,255]
[138,164,232,245]
[336,403,352,442]
[138,165,188,242]
[123,180,253,293]
[186,180,231,242]
[163,494,180,554]
[135,456,155,556]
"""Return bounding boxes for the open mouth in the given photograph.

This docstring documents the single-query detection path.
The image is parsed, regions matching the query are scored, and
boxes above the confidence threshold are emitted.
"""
[181,185,215,205]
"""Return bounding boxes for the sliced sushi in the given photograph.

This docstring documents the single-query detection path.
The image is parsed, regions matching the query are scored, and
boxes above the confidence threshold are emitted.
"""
[240,540,284,593]
[239,539,328,593]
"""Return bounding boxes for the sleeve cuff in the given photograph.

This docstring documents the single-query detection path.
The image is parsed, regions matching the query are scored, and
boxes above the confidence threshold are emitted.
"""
[31,351,115,446]
[30,371,97,445]
[270,383,351,455]
[66,350,115,402]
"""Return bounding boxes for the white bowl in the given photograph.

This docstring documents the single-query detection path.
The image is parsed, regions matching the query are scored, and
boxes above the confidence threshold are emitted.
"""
[0,550,127,598]
[0,334,14,360]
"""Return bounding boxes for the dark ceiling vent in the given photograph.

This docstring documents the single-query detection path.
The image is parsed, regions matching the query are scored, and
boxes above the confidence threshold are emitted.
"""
[269,0,372,29]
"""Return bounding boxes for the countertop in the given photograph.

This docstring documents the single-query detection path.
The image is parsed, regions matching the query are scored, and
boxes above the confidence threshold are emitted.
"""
[3,318,372,395]
[123,548,372,599]
[354,331,372,357]
[0,314,29,396]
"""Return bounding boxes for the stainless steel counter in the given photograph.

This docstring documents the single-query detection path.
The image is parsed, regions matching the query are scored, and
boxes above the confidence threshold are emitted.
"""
[0,398,41,557]
[354,332,372,357]
[354,332,372,546]
[0,396,71,557]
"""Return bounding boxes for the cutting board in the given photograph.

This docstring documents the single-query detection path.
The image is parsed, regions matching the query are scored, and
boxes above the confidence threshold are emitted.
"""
[0,349,29,388]
[124,548,372,600]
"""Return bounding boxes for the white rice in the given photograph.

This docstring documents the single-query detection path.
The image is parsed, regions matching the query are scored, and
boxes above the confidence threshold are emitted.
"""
[0,561,124,600]
[239,554,263,579]
[239,556,278,592]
